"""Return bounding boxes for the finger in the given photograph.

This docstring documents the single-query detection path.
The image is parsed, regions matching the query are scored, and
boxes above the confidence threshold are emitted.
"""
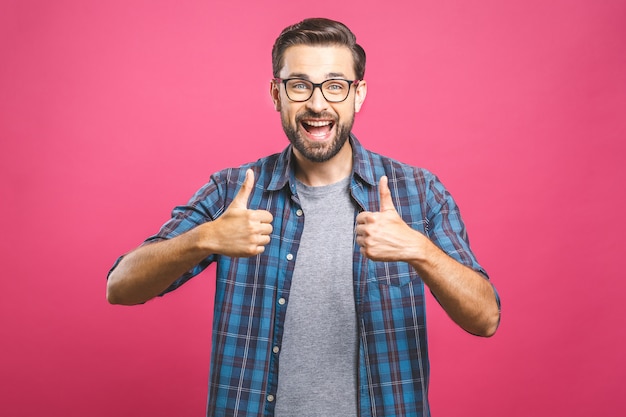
[256,223,273,236]
[254,210,274,224]
[257,234,271,246]
[378,175,395,212]
[356,211,376,226]
[231,169,254,209]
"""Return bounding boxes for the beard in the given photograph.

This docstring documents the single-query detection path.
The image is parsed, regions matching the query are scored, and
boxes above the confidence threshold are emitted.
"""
[281,109,354,163]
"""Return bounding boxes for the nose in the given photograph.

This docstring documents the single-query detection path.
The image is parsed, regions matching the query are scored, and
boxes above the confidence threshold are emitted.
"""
[306,85,329,113]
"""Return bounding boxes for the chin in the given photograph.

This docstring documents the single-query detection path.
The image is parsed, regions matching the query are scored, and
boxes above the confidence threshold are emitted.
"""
[292,134,349,163]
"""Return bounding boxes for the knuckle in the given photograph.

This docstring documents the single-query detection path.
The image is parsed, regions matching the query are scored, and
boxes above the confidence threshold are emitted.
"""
[245,244,258,256]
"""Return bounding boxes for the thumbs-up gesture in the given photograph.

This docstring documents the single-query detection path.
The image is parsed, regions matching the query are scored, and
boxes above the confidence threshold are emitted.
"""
[355,176,421,262]
[210,169,273,257]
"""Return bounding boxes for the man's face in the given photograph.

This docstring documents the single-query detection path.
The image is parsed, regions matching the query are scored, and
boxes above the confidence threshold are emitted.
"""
[271,45,367,163]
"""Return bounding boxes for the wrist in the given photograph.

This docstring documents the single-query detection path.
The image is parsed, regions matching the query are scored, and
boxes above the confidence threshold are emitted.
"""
[189,221,218,256]
[406,232,440,270]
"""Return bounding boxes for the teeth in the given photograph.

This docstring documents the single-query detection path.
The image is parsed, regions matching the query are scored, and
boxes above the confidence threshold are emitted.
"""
[304,120,332,127]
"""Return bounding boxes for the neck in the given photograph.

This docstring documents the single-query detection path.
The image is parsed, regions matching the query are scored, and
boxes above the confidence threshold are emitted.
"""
[293,141,353,187]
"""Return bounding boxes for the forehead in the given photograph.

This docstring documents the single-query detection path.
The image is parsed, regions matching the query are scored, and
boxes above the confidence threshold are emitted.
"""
[279,45,356,80]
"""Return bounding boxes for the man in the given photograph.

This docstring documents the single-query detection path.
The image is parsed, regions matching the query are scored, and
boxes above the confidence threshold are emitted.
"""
[107,17,500,417]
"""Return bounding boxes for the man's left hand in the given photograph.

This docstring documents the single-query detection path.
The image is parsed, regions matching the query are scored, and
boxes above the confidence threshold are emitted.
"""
[355,176,424,262]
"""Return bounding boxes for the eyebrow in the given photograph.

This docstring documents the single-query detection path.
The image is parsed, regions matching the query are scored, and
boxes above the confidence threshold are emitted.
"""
[286,72,348,80]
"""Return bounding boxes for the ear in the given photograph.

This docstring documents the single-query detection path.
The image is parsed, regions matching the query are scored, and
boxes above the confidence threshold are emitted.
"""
[270,79,282,112]
[354,79,367,113]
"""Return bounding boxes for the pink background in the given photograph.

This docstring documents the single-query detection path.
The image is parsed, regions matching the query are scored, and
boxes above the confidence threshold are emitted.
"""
[1,1,625,416]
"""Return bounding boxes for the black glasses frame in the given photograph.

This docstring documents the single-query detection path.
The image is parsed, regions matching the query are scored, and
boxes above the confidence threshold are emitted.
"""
[273,78,361,103]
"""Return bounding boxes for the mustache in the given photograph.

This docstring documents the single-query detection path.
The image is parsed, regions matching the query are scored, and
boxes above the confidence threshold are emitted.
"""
[296,110,337,122]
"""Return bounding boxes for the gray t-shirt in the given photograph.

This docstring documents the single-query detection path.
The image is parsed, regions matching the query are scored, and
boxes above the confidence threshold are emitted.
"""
[274,176,358,417]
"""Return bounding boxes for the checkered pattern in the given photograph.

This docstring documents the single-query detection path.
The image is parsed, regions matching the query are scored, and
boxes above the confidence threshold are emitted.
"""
[131,136,496,417]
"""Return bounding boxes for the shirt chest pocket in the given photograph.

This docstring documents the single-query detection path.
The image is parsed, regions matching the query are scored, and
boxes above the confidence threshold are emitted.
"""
[367,260,421,287]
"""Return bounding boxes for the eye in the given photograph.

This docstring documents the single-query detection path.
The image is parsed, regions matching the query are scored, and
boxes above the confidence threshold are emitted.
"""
[323,81,349,94]
[288,80,311,90]
[326,83,345,91]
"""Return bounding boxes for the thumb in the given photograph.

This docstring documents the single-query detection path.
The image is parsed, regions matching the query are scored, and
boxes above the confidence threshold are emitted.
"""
[378,175,395,212]
[231,169,254,209]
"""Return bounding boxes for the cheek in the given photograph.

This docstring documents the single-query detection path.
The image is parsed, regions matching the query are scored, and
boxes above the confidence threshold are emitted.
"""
[282,105,302,123]
[336,106,355,122]
[280,107,296,128]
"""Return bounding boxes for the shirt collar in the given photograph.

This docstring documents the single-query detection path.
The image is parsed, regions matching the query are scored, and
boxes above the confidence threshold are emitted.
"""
[266,134,377,192]
[350,134,377,187]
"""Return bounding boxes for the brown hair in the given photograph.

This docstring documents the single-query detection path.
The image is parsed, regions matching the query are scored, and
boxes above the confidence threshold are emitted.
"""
[272,18,366,79]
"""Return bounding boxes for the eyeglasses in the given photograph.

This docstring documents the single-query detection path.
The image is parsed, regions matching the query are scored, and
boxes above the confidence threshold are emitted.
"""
[274,78,361,103]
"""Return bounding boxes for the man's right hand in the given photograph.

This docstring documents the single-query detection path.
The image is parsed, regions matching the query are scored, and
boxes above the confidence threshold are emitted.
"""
[204,169,273,257]
[107,168,273,305]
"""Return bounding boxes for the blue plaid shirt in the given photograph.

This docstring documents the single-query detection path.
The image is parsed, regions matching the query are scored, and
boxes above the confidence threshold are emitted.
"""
[138,136,496,417]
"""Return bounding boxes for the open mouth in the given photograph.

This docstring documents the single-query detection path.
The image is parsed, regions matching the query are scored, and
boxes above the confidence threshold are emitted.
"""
[301,119,335,139]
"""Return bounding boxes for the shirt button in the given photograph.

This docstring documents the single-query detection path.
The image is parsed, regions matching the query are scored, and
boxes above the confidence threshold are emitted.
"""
[286,253,293,261]
[267,394,275,403]
[296,209,303,217]
[278,297,286,305]
[273,346,280,354]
